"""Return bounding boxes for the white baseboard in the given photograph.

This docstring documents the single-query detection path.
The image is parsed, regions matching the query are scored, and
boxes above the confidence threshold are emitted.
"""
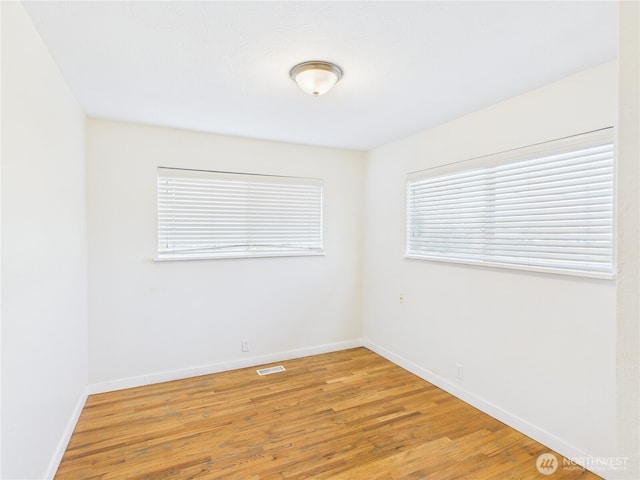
[88,339,364,395]
[363,339,613,480]
[44,386,89,480]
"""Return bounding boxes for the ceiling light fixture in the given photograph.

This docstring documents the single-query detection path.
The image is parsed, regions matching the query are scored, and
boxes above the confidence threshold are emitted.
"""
[290,61,343,97]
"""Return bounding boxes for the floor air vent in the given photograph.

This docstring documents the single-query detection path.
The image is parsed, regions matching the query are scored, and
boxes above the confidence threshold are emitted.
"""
[257,365,286,376]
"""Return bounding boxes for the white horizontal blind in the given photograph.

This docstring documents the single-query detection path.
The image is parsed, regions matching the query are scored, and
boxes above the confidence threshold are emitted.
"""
[158,168,323,259]
[407,129,614,277]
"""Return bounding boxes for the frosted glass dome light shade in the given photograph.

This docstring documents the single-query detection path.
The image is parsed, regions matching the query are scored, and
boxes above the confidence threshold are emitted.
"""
[290,61,343,97]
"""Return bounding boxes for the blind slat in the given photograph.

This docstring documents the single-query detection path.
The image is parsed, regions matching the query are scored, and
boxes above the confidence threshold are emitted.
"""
[406,129,614,277]
[158,168,323,259]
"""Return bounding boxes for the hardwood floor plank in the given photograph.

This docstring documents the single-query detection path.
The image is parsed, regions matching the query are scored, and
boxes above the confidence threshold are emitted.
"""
[55,348,602,479]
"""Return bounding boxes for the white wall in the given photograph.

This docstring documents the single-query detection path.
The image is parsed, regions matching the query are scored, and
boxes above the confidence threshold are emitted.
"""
[87,119,365,386]
[616,2,640,478]
[1,3,88,479]
[363,62,617,467]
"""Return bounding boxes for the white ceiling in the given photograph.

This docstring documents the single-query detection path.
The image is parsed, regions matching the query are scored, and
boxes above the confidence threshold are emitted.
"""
[23,1,617,151]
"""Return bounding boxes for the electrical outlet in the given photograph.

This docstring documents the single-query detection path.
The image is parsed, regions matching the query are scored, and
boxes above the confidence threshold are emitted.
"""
[399,293,405,304]
[241,339,249,352]
[456,364,464,380]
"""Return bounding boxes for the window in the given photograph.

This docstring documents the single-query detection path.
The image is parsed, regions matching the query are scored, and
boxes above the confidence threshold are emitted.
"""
[406,128,614,278]
[157,167,323,260]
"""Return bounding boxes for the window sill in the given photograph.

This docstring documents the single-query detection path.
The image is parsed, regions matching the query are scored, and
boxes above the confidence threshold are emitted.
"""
[154,252,325,262]
[404,254,615,280]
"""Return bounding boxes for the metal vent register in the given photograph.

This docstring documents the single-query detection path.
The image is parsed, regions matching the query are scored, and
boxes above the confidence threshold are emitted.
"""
[256,365,286,376]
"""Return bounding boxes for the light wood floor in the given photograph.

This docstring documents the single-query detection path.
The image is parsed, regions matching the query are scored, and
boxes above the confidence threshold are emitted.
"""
[56,348,602,479]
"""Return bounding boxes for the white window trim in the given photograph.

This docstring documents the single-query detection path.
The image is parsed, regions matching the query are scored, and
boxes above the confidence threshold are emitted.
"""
[405,128,615,280]
[156,167,324,261]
